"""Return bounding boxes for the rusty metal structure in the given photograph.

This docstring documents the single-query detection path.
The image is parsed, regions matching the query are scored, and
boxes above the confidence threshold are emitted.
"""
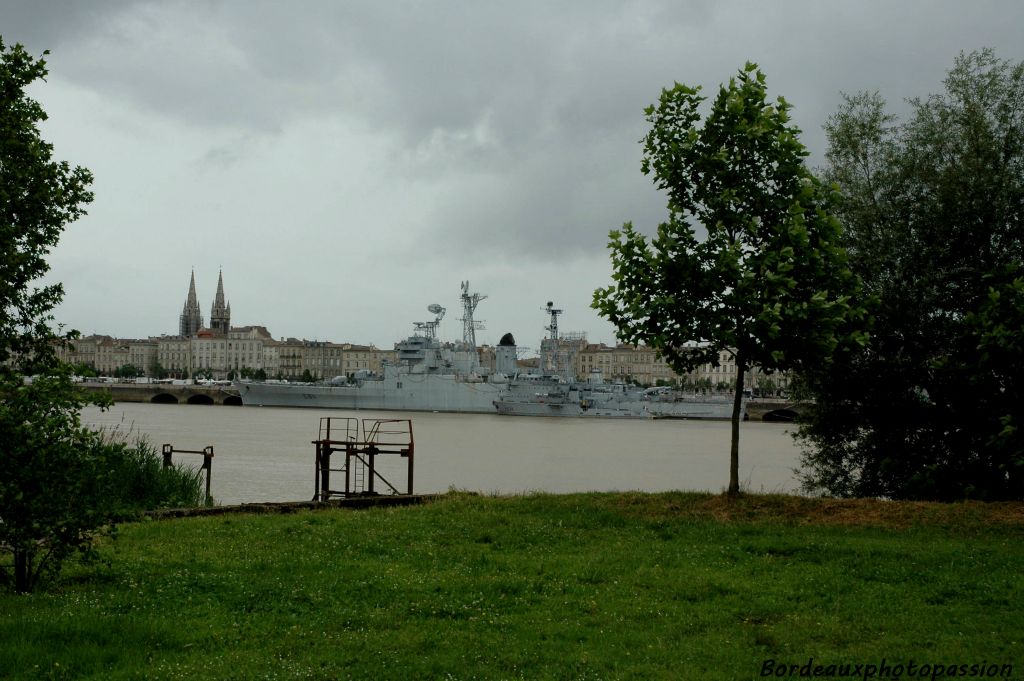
[161,443,214,504]
[312,417,414,501]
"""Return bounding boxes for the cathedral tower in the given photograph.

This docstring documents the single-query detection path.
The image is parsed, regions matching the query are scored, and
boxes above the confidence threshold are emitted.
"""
[210,269,231,336]
[179,270,204,337]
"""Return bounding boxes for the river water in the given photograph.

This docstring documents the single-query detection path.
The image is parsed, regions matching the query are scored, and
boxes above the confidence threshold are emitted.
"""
[81,403,804,505]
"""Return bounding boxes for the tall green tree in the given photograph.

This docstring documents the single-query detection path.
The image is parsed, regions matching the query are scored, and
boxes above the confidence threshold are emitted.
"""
[0,40,93,373]
[594,63,867,495]
[797,50,1024,500]
[0,39,106,591]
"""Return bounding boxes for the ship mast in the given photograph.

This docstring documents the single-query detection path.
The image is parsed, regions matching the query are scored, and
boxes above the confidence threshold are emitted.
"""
[544,301,562,342]
[459,281,487,348]
[541,301,563,375]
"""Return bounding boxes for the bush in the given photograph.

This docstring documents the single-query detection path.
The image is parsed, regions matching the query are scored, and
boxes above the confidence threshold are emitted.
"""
[0,380,210,593]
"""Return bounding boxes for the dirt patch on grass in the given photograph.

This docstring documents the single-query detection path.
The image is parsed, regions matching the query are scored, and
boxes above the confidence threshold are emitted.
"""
[607,491,1024,530]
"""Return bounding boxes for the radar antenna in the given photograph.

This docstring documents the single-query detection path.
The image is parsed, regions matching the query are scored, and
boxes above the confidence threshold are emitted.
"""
[459,280,487,348]
[414,304,446,339]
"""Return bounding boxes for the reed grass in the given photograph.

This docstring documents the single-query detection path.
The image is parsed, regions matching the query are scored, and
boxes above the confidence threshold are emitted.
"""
[97,427,210,513]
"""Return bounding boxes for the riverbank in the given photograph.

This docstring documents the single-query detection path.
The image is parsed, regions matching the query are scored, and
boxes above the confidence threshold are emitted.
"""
[3,492,1021,679]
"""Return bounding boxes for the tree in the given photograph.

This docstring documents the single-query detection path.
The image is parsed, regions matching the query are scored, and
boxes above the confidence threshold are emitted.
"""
[72,362,97,378]
[114,363,142,379]
[756,375,778,398]
[0,40,105,591]
[150,361,169,379]
[797,50,1024,500]
[594,63,867,495]
[1,371,114,591]
[0,40,92,374]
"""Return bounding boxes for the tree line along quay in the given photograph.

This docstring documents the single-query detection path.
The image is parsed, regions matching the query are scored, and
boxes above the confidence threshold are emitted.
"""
[1,32,1022,678]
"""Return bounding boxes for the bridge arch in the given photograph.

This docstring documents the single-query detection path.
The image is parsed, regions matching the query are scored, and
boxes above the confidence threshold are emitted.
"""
[186,394,215,405]
[151,393,179,404]
[762,409,798,423]
[223,395,243,406]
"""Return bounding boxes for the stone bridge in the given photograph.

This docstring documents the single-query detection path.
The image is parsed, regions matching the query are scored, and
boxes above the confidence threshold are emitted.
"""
[83,382,242,406]
[745,399,807,422]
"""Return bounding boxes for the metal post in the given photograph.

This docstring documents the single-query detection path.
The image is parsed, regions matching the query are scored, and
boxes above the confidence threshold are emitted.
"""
[367,445,376,494]
[203,446,214,504]
[407,446,414,495]
[313,442,321,501]
[320,443,331,501]
[344,444,352,496]
[162,443,172,468]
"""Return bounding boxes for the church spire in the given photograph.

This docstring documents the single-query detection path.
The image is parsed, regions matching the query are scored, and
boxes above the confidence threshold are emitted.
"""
[179,269,204,337]
[210,268,231,336]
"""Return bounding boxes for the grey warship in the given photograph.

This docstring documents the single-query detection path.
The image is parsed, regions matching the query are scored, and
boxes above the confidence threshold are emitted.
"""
[237,282,519,413]
[492,302,740,420]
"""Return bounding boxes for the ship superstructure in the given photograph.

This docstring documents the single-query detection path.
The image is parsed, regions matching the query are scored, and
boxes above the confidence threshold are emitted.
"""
[238,283,514,413]
[492,301,741,419]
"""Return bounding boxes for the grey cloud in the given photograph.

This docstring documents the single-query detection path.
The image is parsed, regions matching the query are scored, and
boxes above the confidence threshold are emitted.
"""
[0,0,137,54]
[8,0,1024,290]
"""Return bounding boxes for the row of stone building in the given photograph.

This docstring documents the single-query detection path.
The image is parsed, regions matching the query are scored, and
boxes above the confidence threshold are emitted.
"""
[551,339,788,394]
[56,328,397,381]
[53,271,397,380]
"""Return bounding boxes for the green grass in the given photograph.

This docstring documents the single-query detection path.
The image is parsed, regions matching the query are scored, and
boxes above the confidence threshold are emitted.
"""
[2,492,1022,680]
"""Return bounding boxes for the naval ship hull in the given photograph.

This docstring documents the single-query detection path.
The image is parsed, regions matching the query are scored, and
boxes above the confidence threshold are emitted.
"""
[492,393,740,420]
[644,399,738,420]
[238,376,507,414]
[492,399,648,418]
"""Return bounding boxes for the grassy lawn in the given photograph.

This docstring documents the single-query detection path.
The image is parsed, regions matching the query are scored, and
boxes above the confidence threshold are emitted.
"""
[1,492,1022,680]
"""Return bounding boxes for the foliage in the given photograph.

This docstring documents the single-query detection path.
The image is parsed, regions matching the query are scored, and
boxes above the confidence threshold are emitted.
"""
[238,367,267,381]
[113,363,142,378]
[0,39,93,375]
[0,375,208,592]
[150,361,169,379]
[1,492,1020,679]
[71,362,97,377]
[0,370,113,592]
[0,39,130,593]
[594,63,867,494]
[797,50,1024,500]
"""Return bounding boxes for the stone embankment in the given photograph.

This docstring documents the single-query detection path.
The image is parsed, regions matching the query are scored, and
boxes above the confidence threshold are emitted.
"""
[82,381,241,405]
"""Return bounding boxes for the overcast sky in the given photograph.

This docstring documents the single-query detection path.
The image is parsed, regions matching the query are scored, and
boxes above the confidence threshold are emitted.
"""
[4,1,1023,351]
